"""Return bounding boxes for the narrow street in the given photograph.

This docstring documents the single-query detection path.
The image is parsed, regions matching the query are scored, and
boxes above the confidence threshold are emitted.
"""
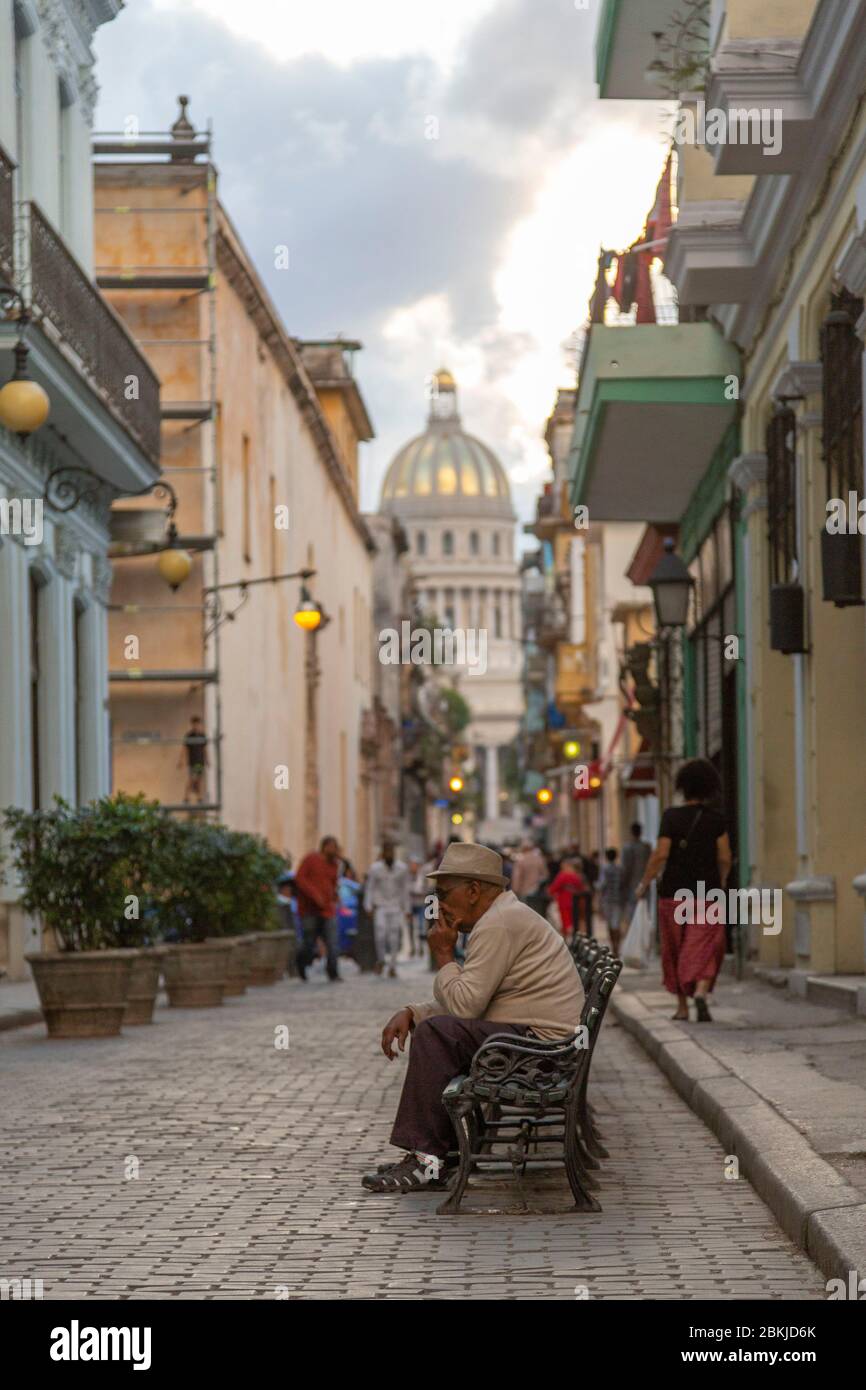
[0,963,825,1301]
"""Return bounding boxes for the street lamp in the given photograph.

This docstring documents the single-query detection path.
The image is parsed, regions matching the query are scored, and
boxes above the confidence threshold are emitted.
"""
[293,580,323,631]
[564,739,581,760]
[448,774,464,794]
[537,786,553,806]
[648,537,693,629]
[0,286,50,436]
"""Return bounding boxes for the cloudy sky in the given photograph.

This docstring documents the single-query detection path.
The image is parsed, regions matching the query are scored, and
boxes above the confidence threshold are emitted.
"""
[94,0,668,521]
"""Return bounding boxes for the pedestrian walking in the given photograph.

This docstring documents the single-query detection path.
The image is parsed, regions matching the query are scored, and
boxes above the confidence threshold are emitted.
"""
[545,856,588,939]
[598,848,626,955]
[294,835,342,982]
[364,841,412,979]
[621,821,652,923]
[635,758,732,1023]
[511,839,548,913]
[408,857,428,956]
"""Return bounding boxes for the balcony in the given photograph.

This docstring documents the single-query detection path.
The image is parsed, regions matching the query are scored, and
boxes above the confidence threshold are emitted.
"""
[0,144,13,283]
[526,480,572,542]
[704,0,819,175]
[555,644,597,713]
[536,594,569,650]
[0,189,160,489]
[569,322,740,523]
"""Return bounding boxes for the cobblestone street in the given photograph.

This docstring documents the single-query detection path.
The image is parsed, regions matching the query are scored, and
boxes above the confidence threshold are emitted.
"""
[0,960,827,1301]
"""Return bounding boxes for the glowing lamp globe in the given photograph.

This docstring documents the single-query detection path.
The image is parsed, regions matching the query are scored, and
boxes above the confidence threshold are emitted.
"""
[564,740,581,760]
[157,546,192,591]
[590,775,602,790]
[0,376,50,434]
[293,599,322,632]
[448,775,464,793]
[537,787,553,806]
[451,813,463,826]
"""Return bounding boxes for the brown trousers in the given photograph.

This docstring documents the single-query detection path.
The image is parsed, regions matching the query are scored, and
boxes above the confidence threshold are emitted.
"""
[390,1014,529,1159]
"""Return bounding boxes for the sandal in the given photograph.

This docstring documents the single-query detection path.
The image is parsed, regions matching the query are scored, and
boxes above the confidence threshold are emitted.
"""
[694,996,712,1023]
[362,1153,450,1193]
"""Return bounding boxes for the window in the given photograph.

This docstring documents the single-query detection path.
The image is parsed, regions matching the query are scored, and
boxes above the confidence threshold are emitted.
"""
[494,600,503,639]
[242,433,252,564]
[821,288,864,501]
[416,530,427,557]
[492,533,500,557]
[470,531,479,556]
[766,403,798,586]
[442,530,454,556]
[268,474,277,576]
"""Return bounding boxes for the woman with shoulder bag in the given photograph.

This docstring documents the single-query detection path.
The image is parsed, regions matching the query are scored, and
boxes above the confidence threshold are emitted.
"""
[634,759,732,1023]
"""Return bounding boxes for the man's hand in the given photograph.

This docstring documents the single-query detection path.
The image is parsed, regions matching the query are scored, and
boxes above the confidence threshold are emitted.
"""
[381,1007,414,1060]
[427,903,461,968]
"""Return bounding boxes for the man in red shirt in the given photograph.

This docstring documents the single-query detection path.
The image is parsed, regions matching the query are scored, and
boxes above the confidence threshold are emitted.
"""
[294,835,342,982]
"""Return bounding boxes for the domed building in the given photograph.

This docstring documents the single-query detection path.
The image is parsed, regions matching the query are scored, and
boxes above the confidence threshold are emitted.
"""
[380,371,523,832]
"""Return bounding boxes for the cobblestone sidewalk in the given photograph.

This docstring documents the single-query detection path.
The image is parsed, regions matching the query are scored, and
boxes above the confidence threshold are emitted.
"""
[0,959,827,1300]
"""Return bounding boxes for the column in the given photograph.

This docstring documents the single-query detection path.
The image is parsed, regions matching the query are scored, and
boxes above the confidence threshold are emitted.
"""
[77,595,111,802]
[0,538,32,811]
[37,564,77,804]
[484,744,500,823]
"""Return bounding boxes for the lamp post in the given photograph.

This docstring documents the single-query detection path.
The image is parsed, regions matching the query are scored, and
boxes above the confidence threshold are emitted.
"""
[0,285,50,436]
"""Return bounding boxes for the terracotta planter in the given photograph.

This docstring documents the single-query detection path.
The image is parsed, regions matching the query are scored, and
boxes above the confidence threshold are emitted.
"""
[123,947,166,1025]
[248,930,293,986]
[25,949,137,1039]
[222,937,255,997]
[161,940,233,1007]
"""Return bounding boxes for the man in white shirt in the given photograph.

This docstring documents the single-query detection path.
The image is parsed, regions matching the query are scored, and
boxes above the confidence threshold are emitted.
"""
[364,841,412,978]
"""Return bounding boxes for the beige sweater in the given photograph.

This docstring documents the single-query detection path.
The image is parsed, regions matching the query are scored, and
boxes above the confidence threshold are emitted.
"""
[408,890,582,1040]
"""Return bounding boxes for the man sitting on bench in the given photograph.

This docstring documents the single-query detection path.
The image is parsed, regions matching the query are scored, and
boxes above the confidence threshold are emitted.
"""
[362,842,582,1194]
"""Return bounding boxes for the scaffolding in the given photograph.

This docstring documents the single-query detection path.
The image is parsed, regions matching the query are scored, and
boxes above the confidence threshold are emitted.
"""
[93,116,224,816]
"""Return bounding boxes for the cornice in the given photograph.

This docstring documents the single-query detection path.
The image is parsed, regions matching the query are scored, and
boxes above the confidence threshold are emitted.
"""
[705,0,866,355]
[728,451,767,493]
[771,360,822,400]
[215,219,376,557]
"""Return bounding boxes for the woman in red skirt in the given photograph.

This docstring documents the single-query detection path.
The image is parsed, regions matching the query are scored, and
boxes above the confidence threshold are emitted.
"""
[634,759,732,1023]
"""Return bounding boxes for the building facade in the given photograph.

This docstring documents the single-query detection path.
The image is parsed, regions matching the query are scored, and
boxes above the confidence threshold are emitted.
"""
[93,104,379,869]
[592,0,866,991]
[0,0,160,979]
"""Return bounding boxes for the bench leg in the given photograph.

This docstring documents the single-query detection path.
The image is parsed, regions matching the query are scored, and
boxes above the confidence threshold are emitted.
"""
[578,1074,609,1160]
[437,1098,474,1215]
[565,1108,602,1213]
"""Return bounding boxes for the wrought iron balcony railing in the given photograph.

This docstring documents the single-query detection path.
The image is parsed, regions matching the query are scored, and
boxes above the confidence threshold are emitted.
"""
[0,143,13,283]
[13,201,160,465]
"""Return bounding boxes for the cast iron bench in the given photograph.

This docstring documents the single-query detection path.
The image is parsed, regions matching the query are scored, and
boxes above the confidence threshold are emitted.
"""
[437,942,621,1215]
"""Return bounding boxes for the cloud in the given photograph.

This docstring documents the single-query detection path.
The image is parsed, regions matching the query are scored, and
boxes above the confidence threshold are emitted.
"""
[93,0,658,517]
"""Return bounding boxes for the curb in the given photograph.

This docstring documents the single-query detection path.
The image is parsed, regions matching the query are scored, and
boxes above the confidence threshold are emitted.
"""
[611,991,866,1284]
[0,1008,42,1033]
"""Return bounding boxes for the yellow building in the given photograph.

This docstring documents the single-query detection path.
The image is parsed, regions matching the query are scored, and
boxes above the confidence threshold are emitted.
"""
[597,0,866,999]
[93,101,379,867]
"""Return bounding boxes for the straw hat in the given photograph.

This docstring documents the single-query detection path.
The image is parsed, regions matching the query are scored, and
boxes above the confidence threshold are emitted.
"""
[426,842,507,888]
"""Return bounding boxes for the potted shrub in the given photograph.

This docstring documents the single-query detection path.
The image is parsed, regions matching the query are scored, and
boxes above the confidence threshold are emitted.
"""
[156,820,236,1007]
[223,832,291,987]
[3,795,168,1038]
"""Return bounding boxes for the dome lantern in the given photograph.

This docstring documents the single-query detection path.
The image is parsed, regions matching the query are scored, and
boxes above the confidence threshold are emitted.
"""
[381,372,513,512]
